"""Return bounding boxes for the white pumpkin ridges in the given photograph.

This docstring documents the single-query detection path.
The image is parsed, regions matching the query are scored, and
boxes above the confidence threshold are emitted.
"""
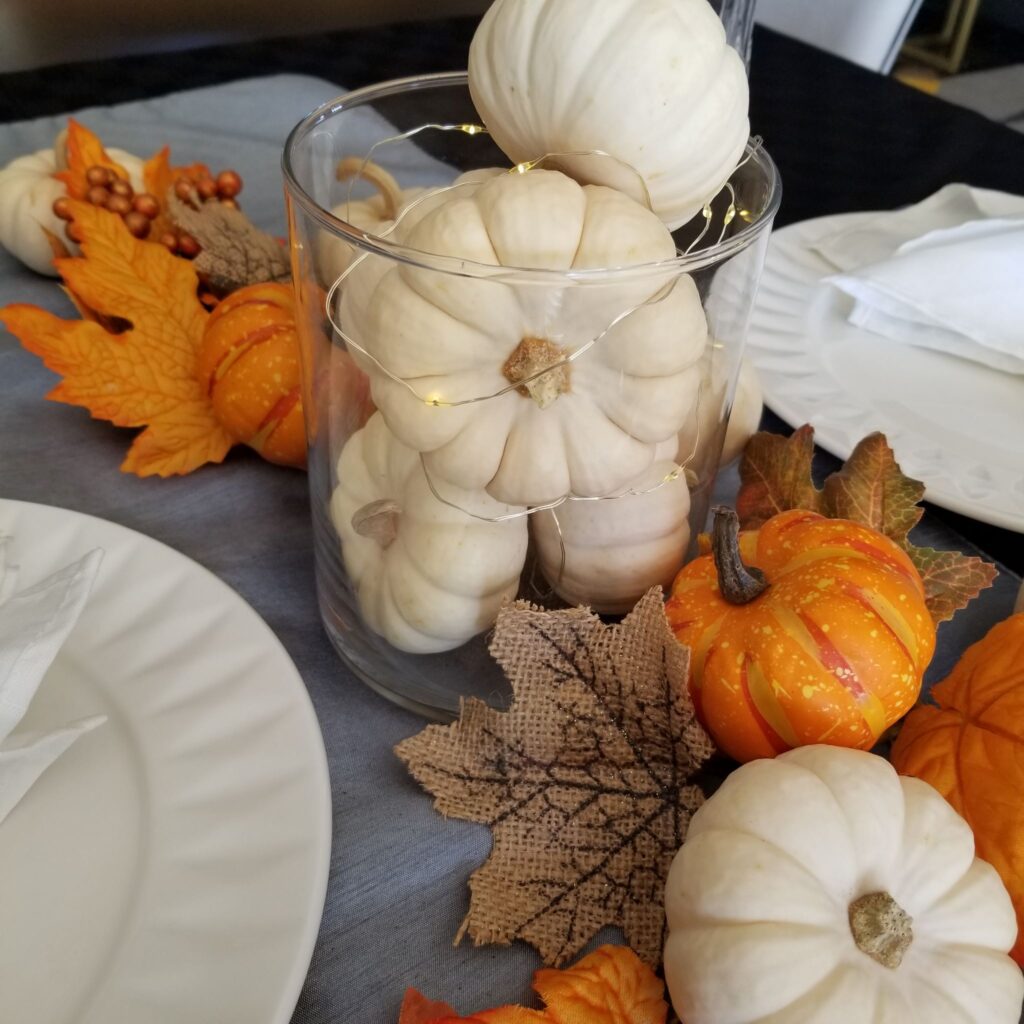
[330,413,528,654]
[341,168,709,508]
[469,0,751,229]
[663,746,1024,1024]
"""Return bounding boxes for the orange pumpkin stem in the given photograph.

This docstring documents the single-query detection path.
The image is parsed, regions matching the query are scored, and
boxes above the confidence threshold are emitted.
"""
[712,506,769,605]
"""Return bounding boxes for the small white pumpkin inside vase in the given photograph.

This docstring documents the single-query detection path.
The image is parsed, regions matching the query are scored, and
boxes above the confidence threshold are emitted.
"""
[339,166,708,509]
[468,0,750,230]
[664,745,1024,1024]
[531,439,690,614]
[330,412,528,654]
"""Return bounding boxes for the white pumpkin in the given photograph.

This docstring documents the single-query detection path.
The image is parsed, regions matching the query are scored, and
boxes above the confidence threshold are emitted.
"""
[468,0,750,230]
[678,353,763,469]
[0,143,144,276]
[532,440,690,613]
[342,167,708,508]
[720,357,763,465]
[330,412,528,654]
[664,745,1024,1024]
[320,161,503,286]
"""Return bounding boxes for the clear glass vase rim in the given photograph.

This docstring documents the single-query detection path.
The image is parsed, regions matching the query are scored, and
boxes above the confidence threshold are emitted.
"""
[282,70,782,285]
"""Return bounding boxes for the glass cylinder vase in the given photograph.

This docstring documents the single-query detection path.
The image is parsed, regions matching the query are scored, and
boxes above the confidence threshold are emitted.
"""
[284,72,780,718]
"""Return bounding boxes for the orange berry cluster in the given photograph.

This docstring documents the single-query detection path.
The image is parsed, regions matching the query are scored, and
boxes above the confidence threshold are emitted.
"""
[163,168,244,259]
[53,165,161,244]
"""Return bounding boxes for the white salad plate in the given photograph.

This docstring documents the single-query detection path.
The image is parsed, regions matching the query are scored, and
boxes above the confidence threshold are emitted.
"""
[745,212,1024,533]
[0,499,331,1024]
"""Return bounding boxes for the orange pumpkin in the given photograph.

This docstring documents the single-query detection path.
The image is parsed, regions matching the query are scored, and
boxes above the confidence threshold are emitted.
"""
[891,613,1024,965]
[197,282,306,468]
[666,508,935,763]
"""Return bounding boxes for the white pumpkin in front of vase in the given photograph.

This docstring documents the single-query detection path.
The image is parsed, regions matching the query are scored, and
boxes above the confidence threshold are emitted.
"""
[0,141,145,276]
[532,439,690,614]
[330,412,528,654]
[469,0,750,230]
[664,745,1024,1024]
[341,167,708,508]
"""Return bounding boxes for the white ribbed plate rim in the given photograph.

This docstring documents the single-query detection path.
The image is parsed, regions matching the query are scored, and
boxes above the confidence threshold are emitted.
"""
[747,212,1024,533]
[0,499,331,1024]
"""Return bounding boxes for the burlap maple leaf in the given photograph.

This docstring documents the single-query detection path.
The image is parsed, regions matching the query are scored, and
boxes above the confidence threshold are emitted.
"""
[396,589,714,967]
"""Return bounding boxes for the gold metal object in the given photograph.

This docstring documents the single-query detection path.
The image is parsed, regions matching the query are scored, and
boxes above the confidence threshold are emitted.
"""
[901,0,983,75]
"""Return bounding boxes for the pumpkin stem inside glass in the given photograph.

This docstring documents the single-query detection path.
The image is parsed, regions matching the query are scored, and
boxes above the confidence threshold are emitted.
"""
[335,156,403,221]
[712,506,768,604]
[848,891,914,969]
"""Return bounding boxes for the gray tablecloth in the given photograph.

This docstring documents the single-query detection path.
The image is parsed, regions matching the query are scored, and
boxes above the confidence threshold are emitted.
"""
[1,75,1020,1022]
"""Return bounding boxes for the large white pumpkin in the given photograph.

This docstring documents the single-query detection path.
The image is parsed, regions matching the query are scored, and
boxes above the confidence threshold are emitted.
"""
[532,440,690,613]
[468,0,750,230]
[330,413,528,654]
[664,745,1024,1024]
[0,144,145,276]
[341,167,708,508]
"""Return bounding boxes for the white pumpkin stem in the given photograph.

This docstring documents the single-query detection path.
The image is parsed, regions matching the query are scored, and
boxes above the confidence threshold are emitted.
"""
[352,498,401,549]
[848,892,913,969]
[335,157,403,221]
[502,336,570,409]
[54,128,70,172]
[712,507,768,604]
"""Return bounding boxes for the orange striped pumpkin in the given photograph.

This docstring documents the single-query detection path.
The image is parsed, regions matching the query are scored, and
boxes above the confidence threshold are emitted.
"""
[666,508,935,763]
[197,282,306,469]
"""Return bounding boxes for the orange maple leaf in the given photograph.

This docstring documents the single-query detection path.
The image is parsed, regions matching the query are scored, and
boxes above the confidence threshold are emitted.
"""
[398,947,667,1024]
[55,118,133,198]
[0,201,234,477]
[143,146,211,241]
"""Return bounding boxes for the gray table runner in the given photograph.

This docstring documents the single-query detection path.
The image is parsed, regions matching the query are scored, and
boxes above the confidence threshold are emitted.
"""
[1,75,1019,1022]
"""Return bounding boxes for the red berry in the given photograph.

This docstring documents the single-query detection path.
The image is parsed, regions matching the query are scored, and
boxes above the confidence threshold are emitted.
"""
[86,185,110,207]
[52,196,73,220]
[132,193,160,220]
[177,232,201,258]
[215,169,243,199]
[159,232,179,251]
[110,179,133,199]
[106,194,132,216]
[124,211,151,239]
[85,165,112,187]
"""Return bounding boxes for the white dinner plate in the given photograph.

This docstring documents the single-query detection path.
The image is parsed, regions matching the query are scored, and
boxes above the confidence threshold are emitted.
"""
[0,500,331,1024]
[745,213,1024,532]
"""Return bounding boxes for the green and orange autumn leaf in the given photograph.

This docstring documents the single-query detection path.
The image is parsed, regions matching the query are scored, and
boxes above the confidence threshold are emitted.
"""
[0,201,233,477]
[737,426,996,622]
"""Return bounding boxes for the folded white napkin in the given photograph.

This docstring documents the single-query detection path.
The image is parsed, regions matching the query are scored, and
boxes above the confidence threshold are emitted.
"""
[0,545,106,823]
[813,184,1024,375]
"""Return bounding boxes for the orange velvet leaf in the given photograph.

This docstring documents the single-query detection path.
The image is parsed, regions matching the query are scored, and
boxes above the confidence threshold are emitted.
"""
[535,946,667,1024]
[55,118,132,199]
[143,147,211,240]
[398,989,459,1024]
[890,613,1024,965]
[396,947,665,1024]
[0,201,233,477]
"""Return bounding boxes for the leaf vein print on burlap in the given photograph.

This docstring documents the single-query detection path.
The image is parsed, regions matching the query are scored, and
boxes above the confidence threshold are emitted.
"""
[396,589,714,966]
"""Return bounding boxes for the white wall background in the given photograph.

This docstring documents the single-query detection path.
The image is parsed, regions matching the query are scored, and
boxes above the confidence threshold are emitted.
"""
[0,0,490,73]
